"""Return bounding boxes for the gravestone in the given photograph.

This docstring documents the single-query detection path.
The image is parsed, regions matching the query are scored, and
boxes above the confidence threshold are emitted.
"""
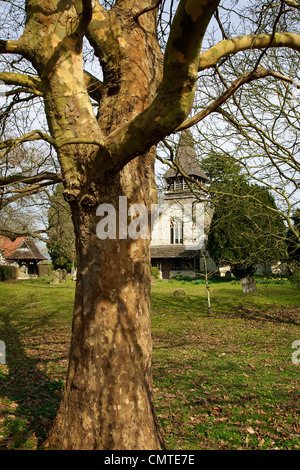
[173,289,186,297]
[61,269,67,282]
[50,270,60,285]
[241,276,258,295]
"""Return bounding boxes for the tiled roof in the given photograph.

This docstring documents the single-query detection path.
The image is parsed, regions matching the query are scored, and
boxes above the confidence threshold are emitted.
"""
[150,245,199,259]
[0,236,46,261]
[0,236,26,258]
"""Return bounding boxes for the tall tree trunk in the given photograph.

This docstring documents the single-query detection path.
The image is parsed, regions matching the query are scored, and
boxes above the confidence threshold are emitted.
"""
[18,0,215,450]
[38,5,166,448]
[43,150,166,450]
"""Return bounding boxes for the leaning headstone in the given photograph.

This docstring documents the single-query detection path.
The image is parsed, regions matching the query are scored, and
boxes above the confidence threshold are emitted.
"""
[56,268,62,282]
[50,270,60,285]
[225,270,232,280]
[49,271,55,284]
[61,269,67,282]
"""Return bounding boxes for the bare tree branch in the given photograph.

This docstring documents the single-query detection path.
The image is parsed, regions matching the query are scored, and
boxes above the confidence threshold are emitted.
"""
[0,171,61,188]
[0,131,56,153]
[0,226,48,243]
[0,39,23,55]
[198,33,300,71]
[284,0,300,10]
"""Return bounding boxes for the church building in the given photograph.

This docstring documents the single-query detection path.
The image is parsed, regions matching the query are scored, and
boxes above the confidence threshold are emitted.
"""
[0,236,47,279]
[150,130,217,279]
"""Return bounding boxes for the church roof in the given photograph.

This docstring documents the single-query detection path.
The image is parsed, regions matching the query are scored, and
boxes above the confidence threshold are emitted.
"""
[0,236,46,261]
[150,245,199,259]
[164,130,208,180]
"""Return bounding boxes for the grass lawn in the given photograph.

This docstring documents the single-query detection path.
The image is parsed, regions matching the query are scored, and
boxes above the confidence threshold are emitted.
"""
[0,276,299,450]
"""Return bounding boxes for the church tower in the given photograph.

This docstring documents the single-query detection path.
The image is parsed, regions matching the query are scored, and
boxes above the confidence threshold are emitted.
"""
[150,130,215,279]
[164,129,207,201]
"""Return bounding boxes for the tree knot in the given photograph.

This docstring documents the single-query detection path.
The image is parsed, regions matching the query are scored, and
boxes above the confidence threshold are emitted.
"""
[80,194,98,209]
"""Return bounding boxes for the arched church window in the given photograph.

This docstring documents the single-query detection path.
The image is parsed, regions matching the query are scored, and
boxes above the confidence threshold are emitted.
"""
[170,217,183,244]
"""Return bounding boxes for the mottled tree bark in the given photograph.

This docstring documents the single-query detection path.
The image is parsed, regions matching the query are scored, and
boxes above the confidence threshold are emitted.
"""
[44,150,166,449]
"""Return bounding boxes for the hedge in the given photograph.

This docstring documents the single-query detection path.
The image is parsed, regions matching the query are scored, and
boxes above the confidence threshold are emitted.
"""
[0,265,18,281]
[151,267,160,279]
[38,262,54,277]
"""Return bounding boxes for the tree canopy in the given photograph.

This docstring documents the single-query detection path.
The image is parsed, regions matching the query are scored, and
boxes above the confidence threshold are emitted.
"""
[206,179,287,279]
[287,209,300,264]
[47,183,75,271]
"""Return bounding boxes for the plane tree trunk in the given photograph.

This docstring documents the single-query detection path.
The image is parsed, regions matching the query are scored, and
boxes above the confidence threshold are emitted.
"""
[36,2,165,448]
[44,151,166,449]
[5,0,220,449]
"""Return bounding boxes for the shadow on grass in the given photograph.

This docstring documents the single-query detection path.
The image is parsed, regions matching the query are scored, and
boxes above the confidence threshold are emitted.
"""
[216,304,300,326]
[0,303,67,448]
[151,291,300,326]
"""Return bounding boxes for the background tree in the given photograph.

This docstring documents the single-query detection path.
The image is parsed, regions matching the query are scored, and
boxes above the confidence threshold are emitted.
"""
[0,138,59,240]
[0,0,300,450]
[206,180,286,293]
[286,209,300,286]
[287,209,300,263]
[47,183,75,271]
[200,151,245,188]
